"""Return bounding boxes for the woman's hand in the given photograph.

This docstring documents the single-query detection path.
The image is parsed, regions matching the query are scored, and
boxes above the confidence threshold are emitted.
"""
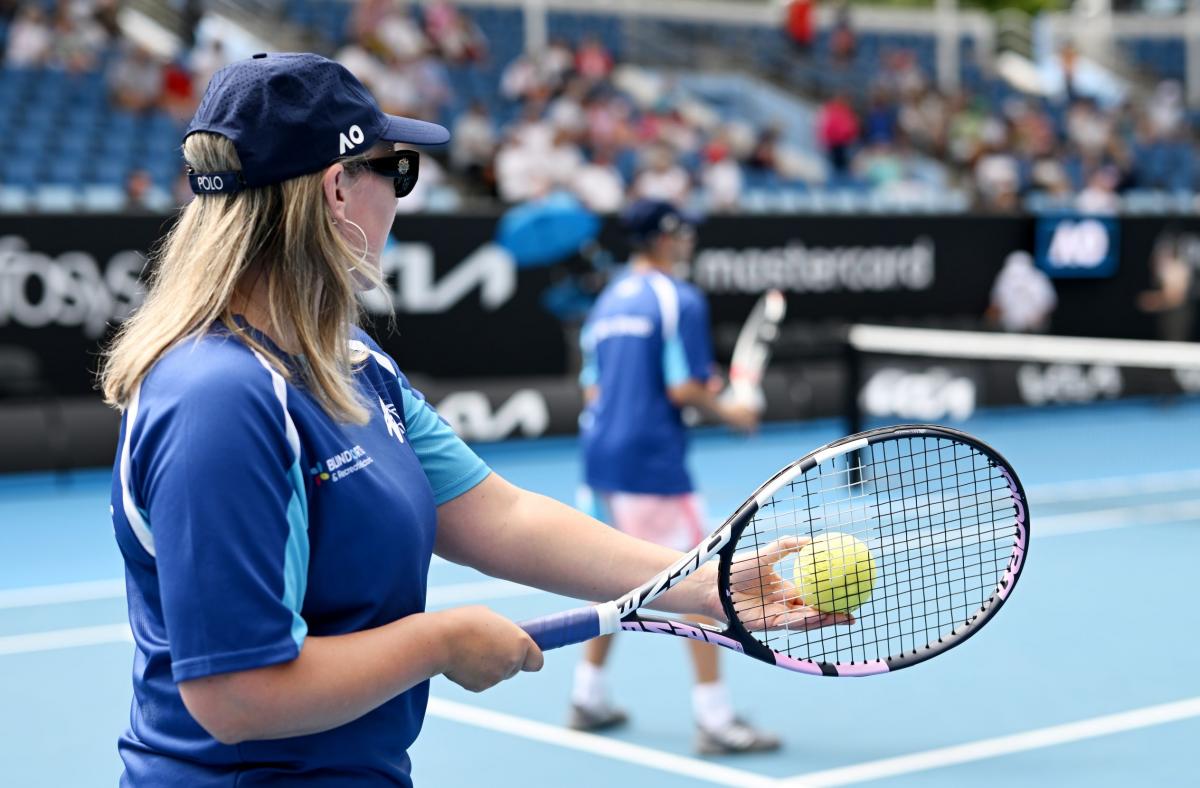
[436,606,544,692]
[722,537,854,631]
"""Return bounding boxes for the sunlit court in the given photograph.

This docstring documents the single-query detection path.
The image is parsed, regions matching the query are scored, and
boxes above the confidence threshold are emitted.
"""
[3,0,1199,785]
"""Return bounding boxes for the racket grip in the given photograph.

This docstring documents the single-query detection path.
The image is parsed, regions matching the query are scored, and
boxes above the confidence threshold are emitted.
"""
[518,603,620,651]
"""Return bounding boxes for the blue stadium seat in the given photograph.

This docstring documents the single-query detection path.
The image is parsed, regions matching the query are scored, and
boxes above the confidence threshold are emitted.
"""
[2,159,40,189]
[87,159,130,186]
[44,158,85,187]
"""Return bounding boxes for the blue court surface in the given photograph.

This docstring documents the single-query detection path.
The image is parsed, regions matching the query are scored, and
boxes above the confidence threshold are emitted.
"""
[2,399,1198,787]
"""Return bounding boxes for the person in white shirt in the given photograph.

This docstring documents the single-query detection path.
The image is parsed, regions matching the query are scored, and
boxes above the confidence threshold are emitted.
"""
[631,144,691,206]
[572,150,626,213]
[986,250,1057,333]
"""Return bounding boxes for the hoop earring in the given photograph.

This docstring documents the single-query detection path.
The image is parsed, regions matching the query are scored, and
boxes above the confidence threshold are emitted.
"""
[337,217,371,274]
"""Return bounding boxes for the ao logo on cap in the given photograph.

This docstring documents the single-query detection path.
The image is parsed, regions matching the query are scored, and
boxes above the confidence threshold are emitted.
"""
[339,124,365,155]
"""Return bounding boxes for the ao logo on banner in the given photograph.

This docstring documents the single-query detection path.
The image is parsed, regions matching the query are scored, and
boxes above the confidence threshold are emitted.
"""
[1035,216,1119,278]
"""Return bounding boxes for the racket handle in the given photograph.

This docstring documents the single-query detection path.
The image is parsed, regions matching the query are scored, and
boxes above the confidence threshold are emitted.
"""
[518,602,621,651]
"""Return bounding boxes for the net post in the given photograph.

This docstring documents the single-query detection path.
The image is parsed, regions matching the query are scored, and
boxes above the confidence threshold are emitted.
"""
[843,325,865,486]
[843,325,863,436]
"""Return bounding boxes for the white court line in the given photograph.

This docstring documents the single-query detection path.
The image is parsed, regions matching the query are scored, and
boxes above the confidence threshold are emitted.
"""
[426,697,784,788]
[426,579,543,607]
[2,624,1197,788]
[0,578,126,610]
[779,696,1200,787]
[1029,468,1200,505]
[0,623,132,656]
[1038,499,1200,537]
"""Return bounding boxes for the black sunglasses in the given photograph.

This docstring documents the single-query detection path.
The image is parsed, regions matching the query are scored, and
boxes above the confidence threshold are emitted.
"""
[360,149,420,198]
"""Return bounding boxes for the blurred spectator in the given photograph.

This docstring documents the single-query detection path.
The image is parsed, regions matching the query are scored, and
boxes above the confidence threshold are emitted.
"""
[899,84,948,155]
[1067,99,1112,161]
[162,59,197,122]
[1077,166,1121,214]
[700,135,743,213]
[1029,157,1073,200]
[546,128,586,189]
[631,144,690,205]
[817,93,860,175]
[548,78,589,136]
[571,148,625,213]
[500,53,543,102]
[495,121,552,203]
[863,88,897,146]
[974,118,1020,211]
[1146,80,1184,139]
[424,0,486,63]
[575,35,614,82]
[93,0,121,39]
[109,45,164,113]
[1059,42,1080,103]
[5,6,52,66]
[371,1,427,61]
[451,102,497,185]
[50,3,107,73]
[542,38,575,90]
[830,3,856,65]
[986,251,1057,333]
[786,0,815,54]
[747,126,781,173]
[191,39,229,94]
[124,169,158,214]
[1139,234,1197,342]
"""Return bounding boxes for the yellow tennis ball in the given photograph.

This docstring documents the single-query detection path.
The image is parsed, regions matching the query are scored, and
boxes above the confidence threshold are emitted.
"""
[792,532,877,614]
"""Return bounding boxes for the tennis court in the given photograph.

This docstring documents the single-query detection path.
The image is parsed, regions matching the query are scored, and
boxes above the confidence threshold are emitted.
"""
[3,398,1197,787]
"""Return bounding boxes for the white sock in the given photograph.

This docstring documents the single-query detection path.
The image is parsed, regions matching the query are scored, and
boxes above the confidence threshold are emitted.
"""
[692,681,735,730]
[572,661,609,709]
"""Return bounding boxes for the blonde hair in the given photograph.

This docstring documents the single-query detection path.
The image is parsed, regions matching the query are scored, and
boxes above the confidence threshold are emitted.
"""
[100,133,380,423]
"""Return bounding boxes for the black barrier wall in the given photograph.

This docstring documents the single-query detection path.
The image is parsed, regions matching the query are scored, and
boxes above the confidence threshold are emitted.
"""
[0,213,1184,402]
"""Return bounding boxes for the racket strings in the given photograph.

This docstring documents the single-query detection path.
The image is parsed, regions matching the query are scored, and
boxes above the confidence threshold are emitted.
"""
[727,436,1020,665]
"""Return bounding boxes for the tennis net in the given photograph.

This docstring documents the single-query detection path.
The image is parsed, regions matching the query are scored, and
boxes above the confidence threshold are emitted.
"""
[843,325,1200,434]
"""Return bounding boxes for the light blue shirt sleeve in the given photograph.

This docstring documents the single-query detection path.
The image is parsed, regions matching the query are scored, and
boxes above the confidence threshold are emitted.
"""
[579,323,598,388]
[396,373,492,505]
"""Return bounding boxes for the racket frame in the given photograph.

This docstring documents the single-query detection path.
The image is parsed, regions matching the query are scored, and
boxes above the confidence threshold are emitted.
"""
[519,424,1030,677]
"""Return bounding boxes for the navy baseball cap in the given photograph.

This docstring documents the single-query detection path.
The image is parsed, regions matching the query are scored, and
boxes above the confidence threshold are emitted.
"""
[621,199,697,244]
[185,52,449,195]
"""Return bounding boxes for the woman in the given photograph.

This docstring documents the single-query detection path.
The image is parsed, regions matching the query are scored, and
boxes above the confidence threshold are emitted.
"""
[101,53,832,786]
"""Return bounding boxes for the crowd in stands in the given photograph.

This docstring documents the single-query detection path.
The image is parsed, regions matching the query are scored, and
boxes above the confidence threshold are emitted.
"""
[0,0,231,209]
[808,35,1198,214]
[2,0,1200,214]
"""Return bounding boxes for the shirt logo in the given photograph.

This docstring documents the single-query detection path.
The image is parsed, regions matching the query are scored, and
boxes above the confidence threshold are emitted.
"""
[311,444,373,485]
[380,397,406,444]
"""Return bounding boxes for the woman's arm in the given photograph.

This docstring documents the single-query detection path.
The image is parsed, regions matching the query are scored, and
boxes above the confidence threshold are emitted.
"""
[178,605,541,744]
[435,473,722,618]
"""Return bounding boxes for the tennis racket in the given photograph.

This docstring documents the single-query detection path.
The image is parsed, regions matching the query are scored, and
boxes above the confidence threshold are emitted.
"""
[519,424,1028,676]
[724,288,786,413]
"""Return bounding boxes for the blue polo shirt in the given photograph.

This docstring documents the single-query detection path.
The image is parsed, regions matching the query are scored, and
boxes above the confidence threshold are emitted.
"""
[110,321,490,786]
[579,269,714,495]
